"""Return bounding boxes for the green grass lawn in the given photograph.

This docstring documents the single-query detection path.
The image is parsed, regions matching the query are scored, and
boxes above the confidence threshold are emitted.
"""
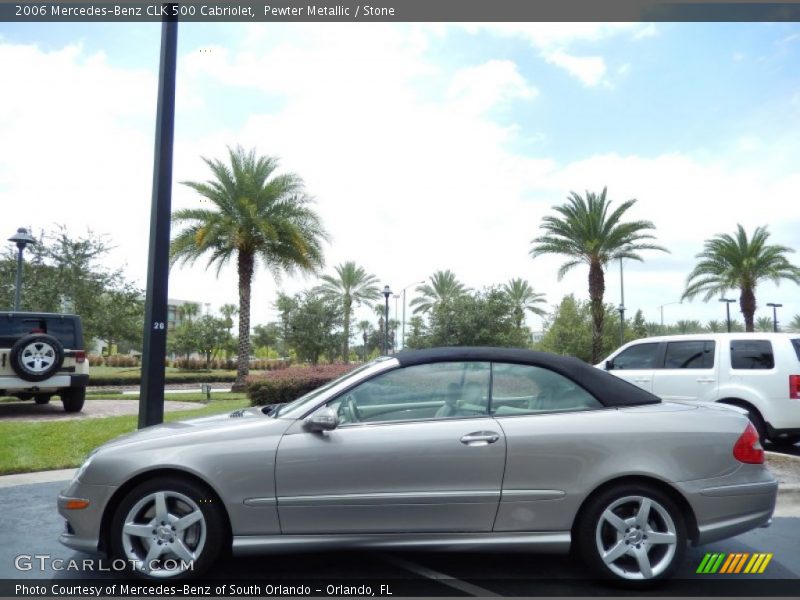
[88,366,239,385]
[0,398,249,475]
[85,391,246,403]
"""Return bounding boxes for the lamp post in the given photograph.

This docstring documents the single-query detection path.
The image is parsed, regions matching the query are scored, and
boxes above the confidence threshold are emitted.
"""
[720,298,736,332]
[617,304,626,346]
[8,227,37,311]
[362,330,368,363]
[766,302,782,332]
[400,280,425,350]
[393,294,400,352]
[659,301,682,331]
[382,285,392,355]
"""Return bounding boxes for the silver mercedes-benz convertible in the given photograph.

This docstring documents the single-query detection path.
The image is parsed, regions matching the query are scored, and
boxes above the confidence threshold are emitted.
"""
[58,347,777,582]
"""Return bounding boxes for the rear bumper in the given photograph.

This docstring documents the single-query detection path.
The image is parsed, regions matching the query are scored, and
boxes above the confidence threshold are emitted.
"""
[679,474,778,545]
[0,373,88,393]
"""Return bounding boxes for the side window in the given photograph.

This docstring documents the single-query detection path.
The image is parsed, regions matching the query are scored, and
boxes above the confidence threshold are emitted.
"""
[730,340,774,370]
[491,363,602,416]
[791,339,800,361]
[610,343,661,370]
[664,341,715,369]
[328,361,490,424]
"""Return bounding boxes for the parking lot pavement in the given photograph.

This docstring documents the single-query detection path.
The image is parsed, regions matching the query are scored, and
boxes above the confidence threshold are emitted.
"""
[0,399,199,421]
[2,480,799,596]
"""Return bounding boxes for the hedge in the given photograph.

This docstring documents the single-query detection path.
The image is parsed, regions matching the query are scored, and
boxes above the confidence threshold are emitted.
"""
[247,364,359,406]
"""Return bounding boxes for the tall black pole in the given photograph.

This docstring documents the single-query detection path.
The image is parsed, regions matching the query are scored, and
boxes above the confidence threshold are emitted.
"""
[14,246,23,311]
[383,296,389,355]
[726,303,731,333]
[139,10,178,429]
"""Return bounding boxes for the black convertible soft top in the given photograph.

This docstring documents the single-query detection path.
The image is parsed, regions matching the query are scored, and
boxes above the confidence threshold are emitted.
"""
[394,346,661,408]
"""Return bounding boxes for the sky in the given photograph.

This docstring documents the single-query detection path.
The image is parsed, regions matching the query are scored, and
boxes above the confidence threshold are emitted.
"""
[1,21,799,335]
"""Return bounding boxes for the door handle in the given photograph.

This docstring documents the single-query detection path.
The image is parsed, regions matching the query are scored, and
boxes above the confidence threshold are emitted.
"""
[460,431,501,446]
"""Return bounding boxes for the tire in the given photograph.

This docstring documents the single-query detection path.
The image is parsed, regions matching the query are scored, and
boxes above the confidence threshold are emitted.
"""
[60,387,86,413]
[9,334,64,382]
[576,483,687,584]
[772,435,800,448]
[743,406,768,445]
[34,395,52,405]
[109,477,226,579]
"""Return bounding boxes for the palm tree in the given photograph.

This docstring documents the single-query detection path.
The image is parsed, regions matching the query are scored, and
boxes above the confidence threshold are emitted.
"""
[502,278,547,330]
[356,320,372,362]
[177,302,199,323]
[788,314,800,333]
[171,146,328,389]
[682,225,800,332]
[755,316,774,332]
[675,319,704,334]
[219,303,238,360]
[316,261,380,363]
[410,270,468,315]
[530,188,667,362]
[705,319,724,333]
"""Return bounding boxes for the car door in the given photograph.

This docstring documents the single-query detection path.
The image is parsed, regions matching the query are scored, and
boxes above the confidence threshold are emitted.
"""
[489,362,611,533]
[274,361,506,534]
[606,341,663,392]
[652,340,718,402]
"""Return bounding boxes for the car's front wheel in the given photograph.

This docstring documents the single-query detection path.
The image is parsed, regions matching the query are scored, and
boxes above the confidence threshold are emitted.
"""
[576,483,687,583]
[110,477,226,579]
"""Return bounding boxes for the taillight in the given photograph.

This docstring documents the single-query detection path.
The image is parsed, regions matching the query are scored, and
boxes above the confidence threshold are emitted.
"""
[733,422,764,464]
[75,351,86,364]
[790,375,800,400]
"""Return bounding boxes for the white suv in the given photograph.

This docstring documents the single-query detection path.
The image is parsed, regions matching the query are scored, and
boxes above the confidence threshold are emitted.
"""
[597,332,800,445]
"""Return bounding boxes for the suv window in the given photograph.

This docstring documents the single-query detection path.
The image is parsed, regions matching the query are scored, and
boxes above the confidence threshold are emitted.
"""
[329,361,491,424]
[730,340,774,370]
[491,363,602,416]
[791,339,800,361]
[610,343,661,370]
[664,341,715,369]
[0,316,77,348]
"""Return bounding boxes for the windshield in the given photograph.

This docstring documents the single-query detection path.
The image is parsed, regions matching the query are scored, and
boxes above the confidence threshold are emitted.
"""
[274,357,393,417]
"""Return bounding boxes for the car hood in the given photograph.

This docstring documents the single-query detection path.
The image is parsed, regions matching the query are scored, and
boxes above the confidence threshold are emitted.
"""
[95,406,282,451]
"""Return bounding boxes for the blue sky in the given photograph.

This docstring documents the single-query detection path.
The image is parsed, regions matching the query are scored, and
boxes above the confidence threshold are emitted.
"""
[1,22,799,331]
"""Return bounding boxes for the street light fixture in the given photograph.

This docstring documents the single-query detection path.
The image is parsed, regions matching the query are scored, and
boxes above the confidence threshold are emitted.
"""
[8,227,37,311]
[720,298,736,333]
[766,302,783,332]
[658,301,682,330]
[382,285,392,355]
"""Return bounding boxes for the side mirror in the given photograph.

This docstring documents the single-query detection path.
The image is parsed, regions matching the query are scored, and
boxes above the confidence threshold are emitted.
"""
[605,360,614,371]
[304,407,339,432]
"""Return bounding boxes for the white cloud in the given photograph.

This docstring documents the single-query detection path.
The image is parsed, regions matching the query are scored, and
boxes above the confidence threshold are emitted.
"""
[543,51,607,87]
[448,59,538,114]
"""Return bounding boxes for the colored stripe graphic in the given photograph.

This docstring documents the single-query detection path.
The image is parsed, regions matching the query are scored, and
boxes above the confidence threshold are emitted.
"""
[698,552,772,574]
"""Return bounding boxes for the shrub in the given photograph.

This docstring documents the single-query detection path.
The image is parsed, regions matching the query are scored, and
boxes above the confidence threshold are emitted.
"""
[103,354,139,368]
[247,363,358,406]
[88,354,104,367]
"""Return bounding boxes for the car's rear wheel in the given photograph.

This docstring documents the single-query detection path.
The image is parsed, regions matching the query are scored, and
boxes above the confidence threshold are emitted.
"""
[576,484,686,584]
[60,387,85,413]
[110,477,225,579]
[34,394,52,405]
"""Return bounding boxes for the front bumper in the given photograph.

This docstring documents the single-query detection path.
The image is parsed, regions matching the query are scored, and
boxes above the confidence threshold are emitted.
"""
[57,478,117,556]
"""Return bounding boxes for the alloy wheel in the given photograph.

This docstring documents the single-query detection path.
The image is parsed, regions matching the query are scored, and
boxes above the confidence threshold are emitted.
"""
[594,495,678,580]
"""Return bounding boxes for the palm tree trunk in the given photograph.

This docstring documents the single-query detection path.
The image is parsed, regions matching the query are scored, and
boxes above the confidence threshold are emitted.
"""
[343,296,351,364]
[740,287,756,332]
[588,260,606,363]
[233,250,254,391]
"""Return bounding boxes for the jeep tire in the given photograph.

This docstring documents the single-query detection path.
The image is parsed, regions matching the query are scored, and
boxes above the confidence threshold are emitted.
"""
[10,334,64,382]
[61,387,86,413]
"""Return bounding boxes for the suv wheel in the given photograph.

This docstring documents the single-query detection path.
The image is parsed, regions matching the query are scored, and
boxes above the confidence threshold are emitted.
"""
[10,334,64,382]
[60,387,86,413]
